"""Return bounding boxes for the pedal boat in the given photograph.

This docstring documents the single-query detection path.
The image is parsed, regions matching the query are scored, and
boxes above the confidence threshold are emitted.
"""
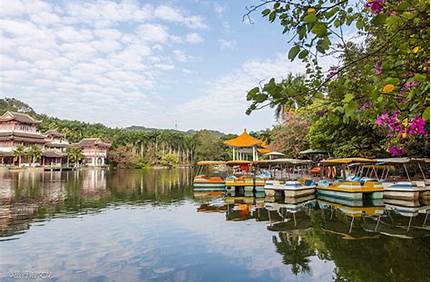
[375,158,430,201]
[316,158,384,200]
[193,161,226,191]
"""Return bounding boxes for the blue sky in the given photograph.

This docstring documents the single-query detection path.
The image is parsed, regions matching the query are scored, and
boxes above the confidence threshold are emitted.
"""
[0,0,336,133]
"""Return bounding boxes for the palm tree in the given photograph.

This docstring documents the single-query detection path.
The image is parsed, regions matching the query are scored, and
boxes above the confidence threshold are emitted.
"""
[13,144,26,166]
[26,145,42,166]
[272,233,314,275]
[66,146,84,167]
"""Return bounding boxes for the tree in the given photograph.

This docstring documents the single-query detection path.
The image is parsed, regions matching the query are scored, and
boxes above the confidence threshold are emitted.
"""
[160,153,179,168]
[192,130,226,162]
[26,145,42,165]
[66,146,84,167]
[245,0,429,156]
[12,144,26,166]
[108,145,135,168]
[270,111,310,158]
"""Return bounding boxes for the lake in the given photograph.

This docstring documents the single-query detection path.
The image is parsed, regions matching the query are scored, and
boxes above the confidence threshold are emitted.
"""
[0,168,429,282]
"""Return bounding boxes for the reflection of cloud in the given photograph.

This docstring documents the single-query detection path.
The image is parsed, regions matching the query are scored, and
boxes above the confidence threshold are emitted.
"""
[0,203,334,281]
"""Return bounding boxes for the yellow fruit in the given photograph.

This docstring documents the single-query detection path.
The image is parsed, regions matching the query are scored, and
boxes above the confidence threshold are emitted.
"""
[383,84,395,93]
[412,46,420,53]
[307,8,316,13]
[402,118,409,127]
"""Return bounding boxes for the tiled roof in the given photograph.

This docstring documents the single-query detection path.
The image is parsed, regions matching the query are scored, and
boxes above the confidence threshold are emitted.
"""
[223,129,264,148]
[43,150,65,158]
[76,138,111,148]
[0,111,41,124]
[45,129,64,138]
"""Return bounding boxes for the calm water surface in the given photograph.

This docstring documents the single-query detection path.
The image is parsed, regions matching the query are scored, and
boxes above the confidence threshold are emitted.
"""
[0,168,429,282]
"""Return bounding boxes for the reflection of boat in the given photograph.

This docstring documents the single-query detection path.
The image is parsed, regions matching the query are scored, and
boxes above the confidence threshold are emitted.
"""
[225,161,265,193]
[317,199,384,239]
[192,191,224,201]
[255,159,316,198]
[375,158,430,201]
[362,201,430,239]
[193,161,226,191]
[317,158,384,200]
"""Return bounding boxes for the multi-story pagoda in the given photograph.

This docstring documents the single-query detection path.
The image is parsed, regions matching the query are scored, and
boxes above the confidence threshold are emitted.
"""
[43,129,70,166]
[0,111,46,164]
[76,138,111,166]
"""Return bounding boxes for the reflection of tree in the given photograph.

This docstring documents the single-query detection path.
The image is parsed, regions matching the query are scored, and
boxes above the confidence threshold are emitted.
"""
[272,232,314,275]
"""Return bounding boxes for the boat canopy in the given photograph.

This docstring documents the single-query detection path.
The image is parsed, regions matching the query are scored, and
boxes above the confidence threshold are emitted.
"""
[263,151,285,157]
[223,129,264,148]
[226,160,252,166]
[196,161,226,166]
[299,148,328,155]
[375,157,430,164]
[254,158,313,165]
[320,158,374,165]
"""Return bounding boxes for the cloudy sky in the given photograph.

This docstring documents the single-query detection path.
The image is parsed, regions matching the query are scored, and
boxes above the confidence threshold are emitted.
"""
[0,0,329,133]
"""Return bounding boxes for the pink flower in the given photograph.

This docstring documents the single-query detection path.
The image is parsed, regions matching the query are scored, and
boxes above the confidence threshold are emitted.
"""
[374,61,383,75]
[375,112,389,125]
[403,81,418,89]
[365,0,385,13]
[388,145,406,156]
[408,116,427,135]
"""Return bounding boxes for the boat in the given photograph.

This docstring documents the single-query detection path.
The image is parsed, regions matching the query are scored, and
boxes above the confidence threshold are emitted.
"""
[255,159,316,198]
[374,158,430,201]
[193,161,227,191]
[316,158,384,200]
[224,160,266,193]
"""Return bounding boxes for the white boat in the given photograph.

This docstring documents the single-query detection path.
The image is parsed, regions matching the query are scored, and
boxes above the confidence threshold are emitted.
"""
[255,159,316,198]
[375,158,430,201]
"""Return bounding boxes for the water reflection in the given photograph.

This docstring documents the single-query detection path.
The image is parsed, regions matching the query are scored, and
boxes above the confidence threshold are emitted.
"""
[0,168,429,282]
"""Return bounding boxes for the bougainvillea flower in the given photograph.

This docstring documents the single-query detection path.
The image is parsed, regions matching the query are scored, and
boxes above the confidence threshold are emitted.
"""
[374,61,383,75]
[383,84,395,93]
[403,81,418,89]
[388,146,406,156]
[375,112,389,125]
[408,116,427,135]
[365,0,385,13]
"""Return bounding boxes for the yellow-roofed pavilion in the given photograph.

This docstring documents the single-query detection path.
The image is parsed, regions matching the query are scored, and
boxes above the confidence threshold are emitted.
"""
[224,129,269,161]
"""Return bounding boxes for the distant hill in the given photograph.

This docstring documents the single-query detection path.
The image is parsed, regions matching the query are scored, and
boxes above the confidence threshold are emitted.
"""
[0,98,228,139]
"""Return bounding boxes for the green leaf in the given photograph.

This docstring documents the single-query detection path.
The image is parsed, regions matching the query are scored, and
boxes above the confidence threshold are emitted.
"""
[343,93,355,103]
[269,11,276,22]
[371,14,386,25]
[255,94,268,103]
[288,45,300,61]
[298,49,309,59]
[303,14,317,23]
[246,87,259,100]
[262,9,271,16]
[423,107,430,121]
[413,73,426,81]
[356,19,364,29]
[324,8,338,19]
[311,23,327,37]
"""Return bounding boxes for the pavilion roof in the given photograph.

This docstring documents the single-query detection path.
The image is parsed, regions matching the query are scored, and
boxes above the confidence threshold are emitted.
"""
[45,129,65,138]
[76,138,111,148]
[224,129,264,148]
[0,111,41,124]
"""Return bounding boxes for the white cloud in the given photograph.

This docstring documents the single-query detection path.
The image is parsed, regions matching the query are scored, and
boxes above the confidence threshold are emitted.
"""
[218,38,236,50]
[213,3,225,16]
[185,32,204,44]
[173,53,305,132]
[0,0,208,128]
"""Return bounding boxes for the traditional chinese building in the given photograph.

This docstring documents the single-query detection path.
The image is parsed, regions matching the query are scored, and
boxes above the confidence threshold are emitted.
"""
[76,138,111,166]
[223,129,270,161]
[43,129,70,166]
[0,111,46,164]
